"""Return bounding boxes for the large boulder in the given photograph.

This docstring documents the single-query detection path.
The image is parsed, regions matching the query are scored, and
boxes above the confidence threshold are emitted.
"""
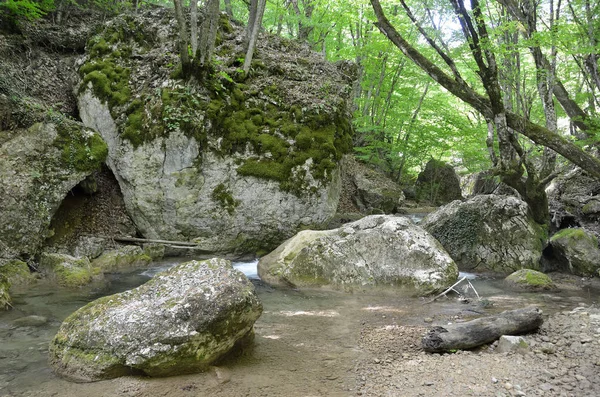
[421,195,546,273]
[258,215,458,295]
[415,159,462,205]
[49,258,262,382]
[339,156,404,214]
[0,121,107,262]
[547,228,600,277]
[76,9,354,254]
[546,168,600,239]
[90,245,152,273]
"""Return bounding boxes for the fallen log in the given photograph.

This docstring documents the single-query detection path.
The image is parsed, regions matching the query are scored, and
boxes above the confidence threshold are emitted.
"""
[422,306,543,353]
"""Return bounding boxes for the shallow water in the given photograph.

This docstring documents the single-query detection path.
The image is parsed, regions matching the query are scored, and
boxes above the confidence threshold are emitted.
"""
[0,259,598,396]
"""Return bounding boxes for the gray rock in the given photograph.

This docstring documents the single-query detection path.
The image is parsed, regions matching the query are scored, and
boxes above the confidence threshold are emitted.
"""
[49,258,262,382]
[12,315,48,327]
[91,245,152,273]
[548,228,600,277]
[416,159,462,205]
[258,215,458,295]
[496,336,529,353]
[76,9,354,255]
[73,236,107,259]
[0,122,106,262]
[422,195,545,273]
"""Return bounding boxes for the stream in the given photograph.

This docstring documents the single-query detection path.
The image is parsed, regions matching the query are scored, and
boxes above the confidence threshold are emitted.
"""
[1,258,598,397]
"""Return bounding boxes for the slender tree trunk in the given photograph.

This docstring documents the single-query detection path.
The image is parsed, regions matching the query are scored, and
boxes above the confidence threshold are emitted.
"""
[198,0,220,67]
[243,0,267,74]
[173,0,191,77]
[190,0,199,57]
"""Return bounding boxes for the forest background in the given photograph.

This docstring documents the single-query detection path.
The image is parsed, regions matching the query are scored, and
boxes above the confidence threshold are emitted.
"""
[2,0,599,197]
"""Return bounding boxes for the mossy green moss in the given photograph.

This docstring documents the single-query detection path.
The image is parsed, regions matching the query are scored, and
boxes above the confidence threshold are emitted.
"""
[211,183,240,215]
[54,120,108,173]
[430,207,482,254]
[0,260,34,287]
[505,269,555,290]
[551,227,597,244]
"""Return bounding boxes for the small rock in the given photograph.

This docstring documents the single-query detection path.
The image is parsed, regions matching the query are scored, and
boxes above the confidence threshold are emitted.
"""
[423,317,433,323]
[12,315,48,327]
[496,336,529,353]
[504,382,513,390]
[491,377,499,384]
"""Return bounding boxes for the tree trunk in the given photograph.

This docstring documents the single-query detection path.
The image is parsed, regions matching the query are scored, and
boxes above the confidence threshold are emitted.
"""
[369,0,600,179]
[243,0,266,74]
[173,0,191,77]
[422,307,544,353]
[190,0,198,57]
[198,0,220,67]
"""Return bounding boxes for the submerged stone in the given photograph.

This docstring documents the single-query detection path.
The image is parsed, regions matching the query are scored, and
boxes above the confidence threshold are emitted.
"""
[91,245,152,272]
[49,258,262,382]
[258,215,458,295]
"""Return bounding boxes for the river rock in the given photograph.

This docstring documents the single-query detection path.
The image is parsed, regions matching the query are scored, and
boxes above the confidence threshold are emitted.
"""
[415,159,462,205]
[49,258,262,382]
[496,335,529,354]
[12,315,48,328]
[40,253,98,287]
[76,9,354,254]
[90,245,152,272]
[258,215,458,295]
[505,269,555,291]
[421,195,545,273]
[0,259,35,287]
[547,228,600,277]
[0,121,107,262]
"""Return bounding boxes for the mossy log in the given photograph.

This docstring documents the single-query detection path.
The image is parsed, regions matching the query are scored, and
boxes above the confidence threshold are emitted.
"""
[422,306,543,353]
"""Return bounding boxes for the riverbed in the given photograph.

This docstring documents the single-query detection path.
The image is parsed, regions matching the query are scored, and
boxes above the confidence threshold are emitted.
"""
[1,259,598,396]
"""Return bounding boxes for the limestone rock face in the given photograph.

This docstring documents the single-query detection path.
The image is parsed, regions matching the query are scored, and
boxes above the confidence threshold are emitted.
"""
[49,258,262,382]
[505,269,555,291]
[0,121,106,261]
[548,228,600,277]
[258,215,458,295]
[416,159,462,205]
[76,9,353,254]
[421,195,545,273]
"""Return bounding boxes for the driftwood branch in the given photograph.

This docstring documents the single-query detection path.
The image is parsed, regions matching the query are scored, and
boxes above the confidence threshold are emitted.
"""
[422,306,543,353]
[426,276,468,304]
[88,236,212,252]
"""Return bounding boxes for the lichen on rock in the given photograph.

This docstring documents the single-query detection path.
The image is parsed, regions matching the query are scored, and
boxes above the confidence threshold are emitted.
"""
[548,227,600,277]
[49,258,263,382]
[91,245,152,273]
[422,195,546,273]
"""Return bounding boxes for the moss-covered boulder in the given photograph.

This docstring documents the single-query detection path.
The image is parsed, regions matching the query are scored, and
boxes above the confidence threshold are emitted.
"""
[258,215,458,295]
[49,258,262,382]
[91,245,152,272]
[416,159,463,205]
[76,9,354,254]
[548,228,600,277]
[0,259,36,287]
[0,121,107,262]
[421,195,546,273]
[505,269,556,291]
[40,253,99,287]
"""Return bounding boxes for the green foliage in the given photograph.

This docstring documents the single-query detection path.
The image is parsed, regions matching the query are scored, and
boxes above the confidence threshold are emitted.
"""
[0,0,54,22]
